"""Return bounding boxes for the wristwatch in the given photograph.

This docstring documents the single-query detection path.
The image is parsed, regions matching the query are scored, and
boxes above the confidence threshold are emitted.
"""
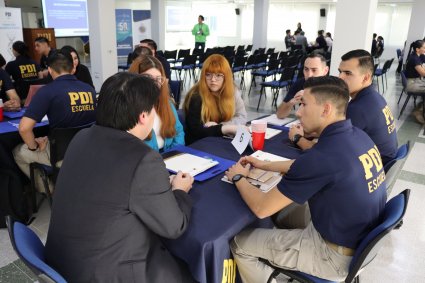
[232,174,245,184]
[292,134,303,145]
[28,142,39,151]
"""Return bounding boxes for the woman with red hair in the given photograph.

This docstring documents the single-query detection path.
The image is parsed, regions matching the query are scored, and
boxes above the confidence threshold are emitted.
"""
[183,54,247,144]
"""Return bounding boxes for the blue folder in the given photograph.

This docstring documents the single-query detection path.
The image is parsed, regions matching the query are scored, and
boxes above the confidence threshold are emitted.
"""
[163,145,235,182]
[3,109,26,119]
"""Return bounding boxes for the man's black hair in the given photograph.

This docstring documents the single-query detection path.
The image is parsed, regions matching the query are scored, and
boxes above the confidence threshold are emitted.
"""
[96,73,160,131]
[341,49,374,75]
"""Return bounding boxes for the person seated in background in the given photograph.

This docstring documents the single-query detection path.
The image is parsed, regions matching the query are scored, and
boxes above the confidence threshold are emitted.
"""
[375,36,384,57]
[0,68,21,111]
[183,54,247,144]
[60,45,94,88]
[371,33,377,57]
[0,53,6,68]
[139,39,171,79]
[294,31,308,53]
[13,51,96,190]
[34,36,55,79]
[325,32,333,53]
[128,55,184,151]
[276,53,329,119]
[226,76,386,283]
[284,29,294,51]
[289,49,398,166]
[5,41,42,100]
[313,30,327,53]
[127,45,153,65]
[405,40,425,124]
[45,72,195,283]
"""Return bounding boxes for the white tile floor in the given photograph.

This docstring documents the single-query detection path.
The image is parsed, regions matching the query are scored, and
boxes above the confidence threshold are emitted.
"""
[1,61,425,282]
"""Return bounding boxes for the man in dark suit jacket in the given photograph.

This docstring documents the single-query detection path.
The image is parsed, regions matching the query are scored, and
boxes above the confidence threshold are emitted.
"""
[45,73,195,282]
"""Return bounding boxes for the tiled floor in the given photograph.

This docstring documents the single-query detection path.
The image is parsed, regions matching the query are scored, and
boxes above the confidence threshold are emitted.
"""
[1,61,424,282]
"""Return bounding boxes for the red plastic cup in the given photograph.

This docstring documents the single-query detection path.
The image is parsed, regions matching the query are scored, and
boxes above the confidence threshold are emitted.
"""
[0,107,3,122]
[251,120,267,151]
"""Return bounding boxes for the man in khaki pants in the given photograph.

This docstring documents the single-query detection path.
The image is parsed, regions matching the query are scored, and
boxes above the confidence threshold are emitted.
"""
[225,76,387,282]
[13,50,96,192]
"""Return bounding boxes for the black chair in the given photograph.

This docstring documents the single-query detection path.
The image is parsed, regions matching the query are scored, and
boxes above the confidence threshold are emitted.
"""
[248,58,280,96]
[232,56,247,90]
[261,189,410,283]
[175,49,191,64]
[29,123,93,211]
[171,55,197,83]
[374,58,393,93]
[258,66,296,111]
[164,50,177,65]
[169,80,182,109]
[6,216,67,283]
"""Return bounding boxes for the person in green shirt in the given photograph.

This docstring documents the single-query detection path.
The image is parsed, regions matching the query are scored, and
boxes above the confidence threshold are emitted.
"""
[192,15,210,52]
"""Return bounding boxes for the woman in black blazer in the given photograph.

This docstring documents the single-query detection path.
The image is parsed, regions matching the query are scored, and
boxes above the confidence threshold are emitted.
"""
[61,45,94,88]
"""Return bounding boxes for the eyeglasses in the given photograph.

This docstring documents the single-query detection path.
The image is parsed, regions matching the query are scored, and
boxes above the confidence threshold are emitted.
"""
[141,74,165,86]
[205,73,225,81]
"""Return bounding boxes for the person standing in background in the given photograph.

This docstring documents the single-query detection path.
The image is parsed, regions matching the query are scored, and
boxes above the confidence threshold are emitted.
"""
[285,29,295,51]
[371,33,378,57]
[295,22,303,34]
[34,37,55,79]
[192,15,210,52]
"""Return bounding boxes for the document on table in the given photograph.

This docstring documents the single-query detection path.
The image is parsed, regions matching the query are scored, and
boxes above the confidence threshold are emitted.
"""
[284,119,300,128]
[221,150,289,193]
[250,150,290,162]
[256,114,295,126]
[163,151,219,177]
[248,126,282,140]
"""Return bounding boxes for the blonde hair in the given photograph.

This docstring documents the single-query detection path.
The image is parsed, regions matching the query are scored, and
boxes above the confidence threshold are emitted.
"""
[184,54,235,123]
[128,55,176,138]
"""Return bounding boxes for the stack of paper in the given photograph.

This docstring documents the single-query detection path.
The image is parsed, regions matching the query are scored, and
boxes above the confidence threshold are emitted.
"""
[284,119,300,128]
[257,114,295,126]
[250,150,290,162]
[248,126,282,140]
[164,152,218,177]
[222,150,290,193]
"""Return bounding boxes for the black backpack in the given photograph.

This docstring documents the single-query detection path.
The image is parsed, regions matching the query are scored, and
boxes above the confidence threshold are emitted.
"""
[0,169,33,227]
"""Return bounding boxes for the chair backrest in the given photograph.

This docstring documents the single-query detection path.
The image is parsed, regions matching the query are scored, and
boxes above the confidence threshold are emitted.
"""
[177,49,190,59]
[169,80,182,108]
[49,123,93,182]
[345,189,410,283]
[384,141,410,173]
[279,66,297,82]
[6,216,67,283]
[163,50,177,61]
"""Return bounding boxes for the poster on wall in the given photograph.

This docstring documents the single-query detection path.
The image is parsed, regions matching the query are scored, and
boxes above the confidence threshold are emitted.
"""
[115,9,133,57]
[0,7,23,62]
[132,10,151,48]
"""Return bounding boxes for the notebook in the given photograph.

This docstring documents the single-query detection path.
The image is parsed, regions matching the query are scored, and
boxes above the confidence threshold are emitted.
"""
[221,150,290,193]
[163,151,219,177]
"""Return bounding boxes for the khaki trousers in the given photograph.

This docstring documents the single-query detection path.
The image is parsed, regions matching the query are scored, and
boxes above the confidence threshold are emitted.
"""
[13,142,53,192]
[231,222,352,283]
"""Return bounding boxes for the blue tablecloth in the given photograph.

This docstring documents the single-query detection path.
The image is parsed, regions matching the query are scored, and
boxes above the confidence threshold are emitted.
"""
[3,109,26,119]
[163,131,302,283]
[0,118,49,134]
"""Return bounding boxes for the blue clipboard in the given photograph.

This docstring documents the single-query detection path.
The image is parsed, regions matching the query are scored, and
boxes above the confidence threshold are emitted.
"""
[163,145,235,182]
[3,109,26,119]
